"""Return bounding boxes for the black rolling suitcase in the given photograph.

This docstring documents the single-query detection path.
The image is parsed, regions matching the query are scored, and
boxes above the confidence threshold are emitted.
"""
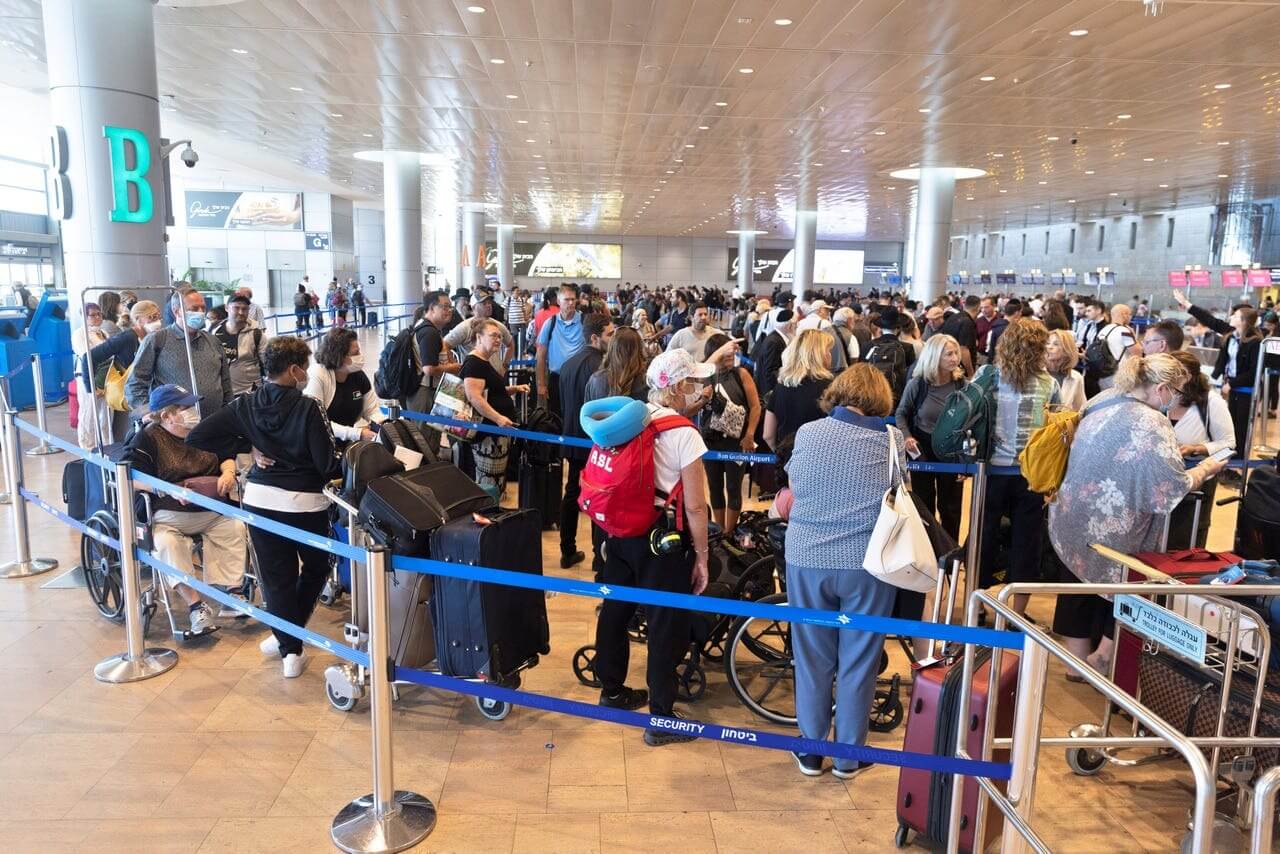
[518,459,562,530]
[378,418,440,464]
[429,508,550,681]
[342,440,404,505]
[359,461,496,555]
[62,459,88,522]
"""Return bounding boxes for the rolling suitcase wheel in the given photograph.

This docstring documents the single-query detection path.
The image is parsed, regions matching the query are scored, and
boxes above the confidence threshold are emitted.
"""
[476,696,512,721]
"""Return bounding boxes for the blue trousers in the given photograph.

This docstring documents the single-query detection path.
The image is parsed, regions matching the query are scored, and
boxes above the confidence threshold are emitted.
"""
[786,564,896,768]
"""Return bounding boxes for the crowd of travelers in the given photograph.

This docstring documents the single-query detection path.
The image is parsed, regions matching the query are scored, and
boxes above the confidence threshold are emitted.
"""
[64,274,1276,765]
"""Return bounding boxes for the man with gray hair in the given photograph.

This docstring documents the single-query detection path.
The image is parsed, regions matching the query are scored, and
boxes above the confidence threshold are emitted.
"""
[127,287,233,415]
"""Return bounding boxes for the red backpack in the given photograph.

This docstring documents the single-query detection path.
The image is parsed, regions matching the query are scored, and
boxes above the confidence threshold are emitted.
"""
[578,414,694,538]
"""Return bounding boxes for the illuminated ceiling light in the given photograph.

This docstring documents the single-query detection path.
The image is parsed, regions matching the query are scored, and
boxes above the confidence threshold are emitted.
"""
[1218,173,1229,178]
[1067,198,1076,203]
[1046,136,1059,141]
[1084,169,1094,174]
[1214,83,1232,89]
[665,169,674,174]
[1069,28,1089,36]
[685,143,695,148]
[738,67,754,74]
[840,148,851,153]
[885,185,895,190]
[362,132,373,137]
[965,195,974,200]
[889,167,987,180]
[674,158,684,162]
[467,5,486,12]
[1038,180,1048,185]
[979,75,996,82]
[490,58,505,64]
[532,153,541,157]
[774,18,793,25]
[999,189,1008,193]
[1159,183,1169,188]
[516,119,528,124]
[231,48,249,55]
[289,86,304,92]
[727,229,768,235]
[1143,157,1155,161]
[505,93,519,99]
[917,107,932,113]
[873,129,886,135]
[714,101,729,108]
[697,125,709,130]
[992,152,1004,158]
[1116,113,1131,119]
[1217,140,1231,145]
[330,112,343,118]
[537,165,546,170]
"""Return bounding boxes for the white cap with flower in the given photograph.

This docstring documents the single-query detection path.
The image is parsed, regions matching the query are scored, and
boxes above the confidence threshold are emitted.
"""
[646,349,716,390]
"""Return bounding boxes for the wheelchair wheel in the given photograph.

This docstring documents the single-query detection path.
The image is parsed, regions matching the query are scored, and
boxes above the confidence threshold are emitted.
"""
[626,608,648,643]
[725,592,797,725]
[734,556,779,602]
[572,645,602,688]
[82,511,125,622]
[869,688,904,733]
[676,659,706,702]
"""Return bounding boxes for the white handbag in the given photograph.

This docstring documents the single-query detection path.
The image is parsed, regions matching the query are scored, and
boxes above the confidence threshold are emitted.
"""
[862,428,939,592]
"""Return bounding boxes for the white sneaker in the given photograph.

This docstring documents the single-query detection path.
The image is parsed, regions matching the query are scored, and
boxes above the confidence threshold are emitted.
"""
[218,593,251,619]
[282,653,306,678]
[189,603,218,635]
[259,634,280,657]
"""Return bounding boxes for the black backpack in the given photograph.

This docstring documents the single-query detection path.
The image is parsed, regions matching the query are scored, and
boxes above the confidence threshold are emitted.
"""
[374,321,422,400]
[293,291,309,309]
[520,406,563,466]
[864,341,906,398]
[1083,326,1120,378]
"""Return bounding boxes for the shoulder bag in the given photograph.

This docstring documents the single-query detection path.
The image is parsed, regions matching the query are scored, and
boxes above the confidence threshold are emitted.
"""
[862,427,939,592]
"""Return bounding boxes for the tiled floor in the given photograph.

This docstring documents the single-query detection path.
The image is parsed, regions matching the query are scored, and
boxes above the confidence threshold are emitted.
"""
[0,349,1272,852]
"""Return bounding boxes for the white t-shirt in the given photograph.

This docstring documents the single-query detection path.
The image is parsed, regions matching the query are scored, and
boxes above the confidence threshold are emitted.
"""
[1099,323,1135,360]
[647,404,707,501]
[666,325,720,359]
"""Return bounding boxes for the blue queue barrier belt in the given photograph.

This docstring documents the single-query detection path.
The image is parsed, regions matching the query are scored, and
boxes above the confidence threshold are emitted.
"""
[390,552,1023,651]
[13,417,107,464]
[509,358,535,368]
[19,486,122,552]
[392,664,1014,780]
[129,470,364,564]
[3,351,74,382]
[133,546,369,668]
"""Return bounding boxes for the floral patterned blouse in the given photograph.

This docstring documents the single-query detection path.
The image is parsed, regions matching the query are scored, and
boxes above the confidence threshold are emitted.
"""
[1048,395,1193,584]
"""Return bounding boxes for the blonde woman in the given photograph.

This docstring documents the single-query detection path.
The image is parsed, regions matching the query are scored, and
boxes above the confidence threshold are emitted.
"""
[1045,329,1086,412]
[763,328,834,450]
[895,334,966,540]
[1049,354,1226,676]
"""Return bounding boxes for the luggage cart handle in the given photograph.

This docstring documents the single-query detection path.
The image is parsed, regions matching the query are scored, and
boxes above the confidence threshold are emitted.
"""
[323,480,361,517]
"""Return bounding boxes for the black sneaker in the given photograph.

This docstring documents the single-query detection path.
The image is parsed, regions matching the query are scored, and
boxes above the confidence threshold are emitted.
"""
[560,551,585,569]
[643,711,699,746]
[599,687,648,711]
[792,752,824,776]
[832,761,874,780]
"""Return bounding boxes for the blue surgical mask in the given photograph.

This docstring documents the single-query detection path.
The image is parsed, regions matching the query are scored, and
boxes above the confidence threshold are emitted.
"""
[185,313,206,331]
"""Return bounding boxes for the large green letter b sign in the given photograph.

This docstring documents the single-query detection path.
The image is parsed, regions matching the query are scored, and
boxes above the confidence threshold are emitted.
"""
[103,125,153,224]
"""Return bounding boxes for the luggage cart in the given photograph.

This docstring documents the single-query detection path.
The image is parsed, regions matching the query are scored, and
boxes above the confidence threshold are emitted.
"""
[319,484,518,721]
[1065,545,1276,851]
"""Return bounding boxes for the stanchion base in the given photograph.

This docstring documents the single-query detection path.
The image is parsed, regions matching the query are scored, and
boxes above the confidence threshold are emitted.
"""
[331,791,436,854]
[1254,444,1278,457]
[93,648,178,683]
[25,445,62,457]
[0,557,58,578]
[0,492,10,504]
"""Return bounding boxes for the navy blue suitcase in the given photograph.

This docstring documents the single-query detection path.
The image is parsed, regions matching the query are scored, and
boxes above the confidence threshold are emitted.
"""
[428,508,549,681]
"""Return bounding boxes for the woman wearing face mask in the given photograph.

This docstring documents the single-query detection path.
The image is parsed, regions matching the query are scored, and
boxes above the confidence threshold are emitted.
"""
[1048,353,1226,679]
[124,384,247,636]
[77,300,163,448]
[457,318,528,498]
[186,336,341,679]
[303,328,382,446]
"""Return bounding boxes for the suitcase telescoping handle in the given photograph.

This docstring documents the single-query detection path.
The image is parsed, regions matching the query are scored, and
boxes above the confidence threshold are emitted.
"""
[923,555,965,662]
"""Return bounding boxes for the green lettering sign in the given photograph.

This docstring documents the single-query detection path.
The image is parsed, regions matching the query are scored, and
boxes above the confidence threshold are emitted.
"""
[103,125,153,223]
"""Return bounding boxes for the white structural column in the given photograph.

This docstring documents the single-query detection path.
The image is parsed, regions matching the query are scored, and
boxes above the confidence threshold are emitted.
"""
[460,209,485,292]
[735,231,755,297]
[382,152,423,306]
[496,224,515,292]
[910,167,957,302]
[792,210,817,298]
[42,0,167,307]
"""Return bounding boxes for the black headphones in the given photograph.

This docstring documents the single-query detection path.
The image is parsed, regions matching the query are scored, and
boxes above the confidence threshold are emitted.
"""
[649,504,687,557]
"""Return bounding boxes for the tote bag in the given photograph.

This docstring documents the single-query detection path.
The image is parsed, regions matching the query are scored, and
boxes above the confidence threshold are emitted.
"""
[428,373,479,441]
[862,428,939,592]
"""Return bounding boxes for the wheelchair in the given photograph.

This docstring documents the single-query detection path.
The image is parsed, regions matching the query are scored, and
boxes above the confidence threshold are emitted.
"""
[80,463,262,642]
[571,512,787,704]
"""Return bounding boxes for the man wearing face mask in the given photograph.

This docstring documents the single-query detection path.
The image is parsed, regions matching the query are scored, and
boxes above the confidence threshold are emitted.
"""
[210,294,267,396]
[126,287,233,417]
[186,336,341,679]
[125,384,247,633]
[77,300,165,447]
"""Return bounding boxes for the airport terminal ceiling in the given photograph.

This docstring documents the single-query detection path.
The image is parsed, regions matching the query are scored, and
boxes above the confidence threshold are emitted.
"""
[2,0,1280,239]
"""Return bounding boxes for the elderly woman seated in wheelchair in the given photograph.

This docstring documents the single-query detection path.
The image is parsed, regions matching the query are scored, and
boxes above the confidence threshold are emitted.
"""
[122,384,247,636]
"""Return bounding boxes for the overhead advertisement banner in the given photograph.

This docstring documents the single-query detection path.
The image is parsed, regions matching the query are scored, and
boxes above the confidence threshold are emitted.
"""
[484,242,622,279]
[727,248,865,284]
[185,191,304,230]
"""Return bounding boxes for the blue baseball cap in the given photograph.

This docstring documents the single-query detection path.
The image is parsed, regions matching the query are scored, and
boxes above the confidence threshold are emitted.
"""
[148,384,200,412]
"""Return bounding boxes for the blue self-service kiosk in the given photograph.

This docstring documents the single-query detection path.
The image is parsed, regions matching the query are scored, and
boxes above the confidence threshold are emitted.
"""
[0,308,37,409]
[23,291,72,405]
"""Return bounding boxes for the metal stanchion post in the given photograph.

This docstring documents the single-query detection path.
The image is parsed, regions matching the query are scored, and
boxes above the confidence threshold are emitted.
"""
[332,544,435,853]
[93,461,177,682]
[999,641,1047,854]
[0,380,11,505]
[964,460,988,610]
[1254,337,1280,457]
[25,354,61,457]
[0,409,58,578]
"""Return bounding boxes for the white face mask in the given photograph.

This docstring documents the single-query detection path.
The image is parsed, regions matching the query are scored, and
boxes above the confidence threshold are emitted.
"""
[177,407,201,428]
[347,354,365,371]
[144,319,162,333]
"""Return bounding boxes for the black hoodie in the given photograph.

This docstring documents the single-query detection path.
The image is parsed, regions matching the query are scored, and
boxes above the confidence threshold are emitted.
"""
[186,382,340,494]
